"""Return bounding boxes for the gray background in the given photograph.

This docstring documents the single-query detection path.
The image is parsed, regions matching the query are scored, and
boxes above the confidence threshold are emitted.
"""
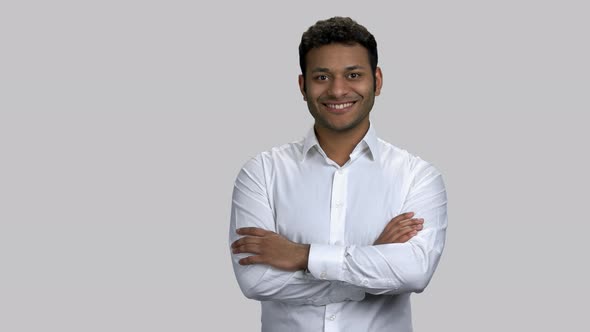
[1,0,588,331]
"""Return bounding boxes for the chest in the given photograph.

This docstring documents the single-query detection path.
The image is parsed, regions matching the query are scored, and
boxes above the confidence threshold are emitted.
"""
[268,162,407,246]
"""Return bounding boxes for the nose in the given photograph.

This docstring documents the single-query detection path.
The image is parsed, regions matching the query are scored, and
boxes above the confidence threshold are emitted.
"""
[327,76,349,98]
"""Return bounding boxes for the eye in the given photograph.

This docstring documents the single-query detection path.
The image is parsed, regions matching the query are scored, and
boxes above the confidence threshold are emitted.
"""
[348,72,361,79]
[316,75,329,81]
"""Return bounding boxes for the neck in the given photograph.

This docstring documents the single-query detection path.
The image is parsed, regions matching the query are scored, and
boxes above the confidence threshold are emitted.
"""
[314,121,370,167]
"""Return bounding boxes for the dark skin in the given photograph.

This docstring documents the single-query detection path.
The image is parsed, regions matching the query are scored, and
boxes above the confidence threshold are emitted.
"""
[298,44,383,166]
[231,212,424,271]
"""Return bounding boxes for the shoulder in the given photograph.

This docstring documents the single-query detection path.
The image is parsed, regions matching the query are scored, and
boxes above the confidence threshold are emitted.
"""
[237,138,304,180]
[376,137,443,183]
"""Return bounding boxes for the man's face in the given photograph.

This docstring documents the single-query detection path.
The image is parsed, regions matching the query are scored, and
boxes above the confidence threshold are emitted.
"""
[299,43,382,133]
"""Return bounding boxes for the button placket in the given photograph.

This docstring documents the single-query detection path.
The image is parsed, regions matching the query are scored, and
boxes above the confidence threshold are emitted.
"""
[330,168,347,245]
[324,169,347,332]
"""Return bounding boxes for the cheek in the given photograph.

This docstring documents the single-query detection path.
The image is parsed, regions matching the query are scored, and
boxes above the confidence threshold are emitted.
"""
[306,84,325,100]
[355,85,373,100]
[354,81,372,93]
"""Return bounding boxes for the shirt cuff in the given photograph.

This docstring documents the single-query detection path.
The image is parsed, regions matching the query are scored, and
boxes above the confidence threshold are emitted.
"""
[308,244,345,281]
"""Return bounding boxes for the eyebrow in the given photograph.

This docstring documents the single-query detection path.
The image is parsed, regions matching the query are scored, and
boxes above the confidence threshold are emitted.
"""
[344,65,366,71]
[310,65,367,73]
[311,67,330,73]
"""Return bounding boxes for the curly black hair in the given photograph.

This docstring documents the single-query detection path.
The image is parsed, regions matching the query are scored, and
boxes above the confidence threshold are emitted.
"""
[298,17,378,80]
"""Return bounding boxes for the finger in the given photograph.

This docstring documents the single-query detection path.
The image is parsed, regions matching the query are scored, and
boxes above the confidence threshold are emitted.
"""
[391,212,414,223]
[378,225,411,244]
[384,214,417,232]
[390,218,423,232]
[392,227,419,243]
[378,215,419,243]
[231,236,262,248]
[236,227,271,237]
[397,231,418,243]
[383,219,423,237]
[233,243,261,255]
[239,255,265,266]
[392,225,416,238]
[377,225,416,244]
[396,228,419,241]
[404,223,424,233]
[395,223,422,233]
[396,218,424,229]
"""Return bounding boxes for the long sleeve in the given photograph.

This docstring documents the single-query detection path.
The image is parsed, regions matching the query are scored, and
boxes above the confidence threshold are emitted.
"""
[307,159,447,295]
[229,156,365,305]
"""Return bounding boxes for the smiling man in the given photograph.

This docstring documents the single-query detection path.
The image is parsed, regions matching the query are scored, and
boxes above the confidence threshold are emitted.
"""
[229,17,447,332]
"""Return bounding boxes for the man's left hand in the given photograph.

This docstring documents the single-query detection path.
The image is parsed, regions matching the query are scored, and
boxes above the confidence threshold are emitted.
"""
[231,228,310,272]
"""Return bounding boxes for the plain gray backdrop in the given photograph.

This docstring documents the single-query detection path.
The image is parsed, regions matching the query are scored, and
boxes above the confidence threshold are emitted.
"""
[1,0,588,331]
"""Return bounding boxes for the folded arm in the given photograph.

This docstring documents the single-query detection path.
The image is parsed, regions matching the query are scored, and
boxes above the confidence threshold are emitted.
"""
[307,161,447,295]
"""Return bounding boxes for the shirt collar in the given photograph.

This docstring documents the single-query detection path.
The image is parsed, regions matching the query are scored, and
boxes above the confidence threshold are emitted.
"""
[362,123,380,161]
[301,123,380,162]
[301,127,320,162]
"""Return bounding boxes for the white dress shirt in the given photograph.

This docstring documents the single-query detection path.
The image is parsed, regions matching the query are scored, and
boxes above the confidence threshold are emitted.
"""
[229,124,447,332]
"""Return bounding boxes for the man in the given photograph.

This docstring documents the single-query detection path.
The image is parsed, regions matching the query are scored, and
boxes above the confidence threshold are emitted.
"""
[229,17,447,331]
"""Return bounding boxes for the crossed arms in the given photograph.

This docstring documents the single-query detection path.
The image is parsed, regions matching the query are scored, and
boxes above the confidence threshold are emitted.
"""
[232,212,422,271]
[229,156,447,305]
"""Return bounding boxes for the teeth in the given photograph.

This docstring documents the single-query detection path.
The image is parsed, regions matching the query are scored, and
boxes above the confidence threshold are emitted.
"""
[327,102,354,109]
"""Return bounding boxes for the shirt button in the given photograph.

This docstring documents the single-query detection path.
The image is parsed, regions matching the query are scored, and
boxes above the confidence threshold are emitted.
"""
[328,315,336,321]
[362,279,369,285]
[336,169,343,175]
[320,272,327,279]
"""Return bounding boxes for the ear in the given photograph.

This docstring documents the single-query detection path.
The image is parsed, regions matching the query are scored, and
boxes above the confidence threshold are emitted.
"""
[374,67,383,96]
[298,75,307,101]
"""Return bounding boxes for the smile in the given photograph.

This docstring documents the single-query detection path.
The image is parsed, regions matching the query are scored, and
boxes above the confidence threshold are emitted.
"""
[324,101,356,110]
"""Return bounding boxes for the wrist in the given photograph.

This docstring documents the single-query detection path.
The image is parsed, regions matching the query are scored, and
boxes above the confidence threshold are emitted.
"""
[298,244,310,271]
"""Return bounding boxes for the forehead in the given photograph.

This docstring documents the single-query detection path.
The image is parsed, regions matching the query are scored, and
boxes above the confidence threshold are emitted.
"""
[305,43,370,71]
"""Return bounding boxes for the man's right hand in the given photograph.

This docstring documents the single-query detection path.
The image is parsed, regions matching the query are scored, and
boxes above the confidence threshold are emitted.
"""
[373,212,424,245]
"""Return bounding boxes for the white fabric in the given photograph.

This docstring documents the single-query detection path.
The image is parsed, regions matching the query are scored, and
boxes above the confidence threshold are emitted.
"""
[229,124,447,332]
